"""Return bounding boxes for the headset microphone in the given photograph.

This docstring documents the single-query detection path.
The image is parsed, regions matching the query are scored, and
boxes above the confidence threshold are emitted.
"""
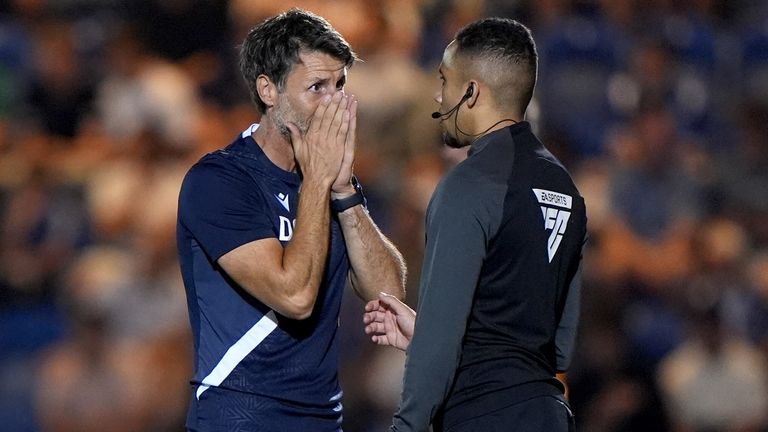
[431,85,474,119]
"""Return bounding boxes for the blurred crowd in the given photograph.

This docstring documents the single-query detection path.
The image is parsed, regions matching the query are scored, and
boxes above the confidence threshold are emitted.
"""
[1,0,768,431]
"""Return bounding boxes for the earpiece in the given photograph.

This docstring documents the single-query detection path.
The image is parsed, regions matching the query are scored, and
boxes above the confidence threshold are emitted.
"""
[431,84,476,119]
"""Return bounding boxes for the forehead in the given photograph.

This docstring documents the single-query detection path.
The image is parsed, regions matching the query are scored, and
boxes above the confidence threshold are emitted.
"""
[289,50,347,82]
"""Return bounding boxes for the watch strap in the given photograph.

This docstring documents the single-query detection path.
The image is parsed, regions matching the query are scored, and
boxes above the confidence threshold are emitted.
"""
[331,176,366,213]
[331,190,365,212]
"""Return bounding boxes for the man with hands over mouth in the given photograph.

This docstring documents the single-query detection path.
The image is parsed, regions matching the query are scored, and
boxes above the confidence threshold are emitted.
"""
[364,17,586,432]
[177,9,406,432]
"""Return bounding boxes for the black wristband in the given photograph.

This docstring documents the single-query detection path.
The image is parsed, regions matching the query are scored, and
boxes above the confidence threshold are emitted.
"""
[331,176,366,213]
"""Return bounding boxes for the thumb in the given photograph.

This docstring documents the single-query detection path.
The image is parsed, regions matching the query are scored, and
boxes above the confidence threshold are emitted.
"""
[378,292,411,315]
[285,122,302,151]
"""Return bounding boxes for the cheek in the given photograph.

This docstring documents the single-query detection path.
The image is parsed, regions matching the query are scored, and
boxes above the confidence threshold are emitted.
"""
[294,93,321,119]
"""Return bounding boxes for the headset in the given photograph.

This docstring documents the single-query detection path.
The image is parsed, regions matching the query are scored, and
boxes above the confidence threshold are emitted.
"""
[431,85,474,119]
[431,83,517,139]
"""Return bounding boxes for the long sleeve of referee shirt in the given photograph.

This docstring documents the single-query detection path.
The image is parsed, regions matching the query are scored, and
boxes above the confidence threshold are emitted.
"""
[390,170,495,432]
[556,259,583,372]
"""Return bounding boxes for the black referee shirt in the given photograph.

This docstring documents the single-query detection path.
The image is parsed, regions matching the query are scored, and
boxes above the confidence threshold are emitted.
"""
[392,122,587,432]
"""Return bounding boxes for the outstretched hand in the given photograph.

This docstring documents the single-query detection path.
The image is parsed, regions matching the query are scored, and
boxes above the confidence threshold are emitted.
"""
[363,292,416,351]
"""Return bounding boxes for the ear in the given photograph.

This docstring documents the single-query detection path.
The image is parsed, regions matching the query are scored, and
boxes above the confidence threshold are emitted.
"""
[256,75,278,110]
[465,81,479,108]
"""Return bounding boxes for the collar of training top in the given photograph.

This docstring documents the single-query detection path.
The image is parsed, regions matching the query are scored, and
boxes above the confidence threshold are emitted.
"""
[468,121,530,157]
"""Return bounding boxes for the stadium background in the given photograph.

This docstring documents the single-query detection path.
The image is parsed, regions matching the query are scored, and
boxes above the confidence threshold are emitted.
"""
[1,0,767,430]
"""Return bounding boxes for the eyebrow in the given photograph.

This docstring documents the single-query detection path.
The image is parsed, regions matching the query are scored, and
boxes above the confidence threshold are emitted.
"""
[306,71,347,86]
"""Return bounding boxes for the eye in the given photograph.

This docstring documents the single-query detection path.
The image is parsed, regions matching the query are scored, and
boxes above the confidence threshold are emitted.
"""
[309,83,322,92]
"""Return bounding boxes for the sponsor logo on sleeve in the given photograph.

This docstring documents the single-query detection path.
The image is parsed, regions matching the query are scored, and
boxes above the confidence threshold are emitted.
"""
[532,188,572,262]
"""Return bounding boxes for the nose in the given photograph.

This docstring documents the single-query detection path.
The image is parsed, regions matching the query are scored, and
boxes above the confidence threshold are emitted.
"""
[434,90,442,104]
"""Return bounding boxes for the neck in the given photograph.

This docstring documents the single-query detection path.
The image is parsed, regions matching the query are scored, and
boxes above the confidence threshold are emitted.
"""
[472,105,519,130]
[478,117,519,136]
[252,116,297,172]
[462,110,521,142]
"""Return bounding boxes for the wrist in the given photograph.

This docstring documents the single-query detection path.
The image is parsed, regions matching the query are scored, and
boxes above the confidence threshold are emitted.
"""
[331,185,356,200]
[331,176,366,213]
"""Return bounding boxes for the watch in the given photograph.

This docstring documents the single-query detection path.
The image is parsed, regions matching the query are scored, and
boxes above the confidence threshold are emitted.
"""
[331,176,367,213]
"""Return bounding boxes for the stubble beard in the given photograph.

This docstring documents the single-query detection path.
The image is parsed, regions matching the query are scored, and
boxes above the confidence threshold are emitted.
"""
[273,95,310,141]
[441,125,467,149]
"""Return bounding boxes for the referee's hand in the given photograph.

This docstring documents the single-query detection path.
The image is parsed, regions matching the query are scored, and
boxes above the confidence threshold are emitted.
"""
[363,292,415,351]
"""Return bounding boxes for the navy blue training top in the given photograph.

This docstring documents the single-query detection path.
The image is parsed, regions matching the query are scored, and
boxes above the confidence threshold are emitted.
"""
[176,124,349,429]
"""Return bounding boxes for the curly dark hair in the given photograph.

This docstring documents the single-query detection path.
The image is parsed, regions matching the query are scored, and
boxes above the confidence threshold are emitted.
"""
[239,8,358,114]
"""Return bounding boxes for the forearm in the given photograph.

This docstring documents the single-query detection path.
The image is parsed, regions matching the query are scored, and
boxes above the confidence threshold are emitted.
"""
[337,205,406,301]
[272,178,333,318]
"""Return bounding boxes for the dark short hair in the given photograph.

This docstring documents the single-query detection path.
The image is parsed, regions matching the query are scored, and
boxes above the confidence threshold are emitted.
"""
[454,18,538,113]
[239,8,357,114]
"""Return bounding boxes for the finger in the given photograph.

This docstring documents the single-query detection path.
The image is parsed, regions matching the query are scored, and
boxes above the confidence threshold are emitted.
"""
[337,103,351,143]
[309,94,333,135]
[365,322,385,335]
[337,97,356,174]
[364,299,380,312]
[363,311,384,324]
[320,92,344,138]
[373,335,392,346]
[286,122,303,154]
[378,292,411,315]
[344,97,358,160]
[330,94,349,141]
[366,310,388,324]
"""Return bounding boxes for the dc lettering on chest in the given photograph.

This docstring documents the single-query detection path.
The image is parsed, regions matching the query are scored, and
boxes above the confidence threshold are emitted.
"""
[532,188,572,262]
[278,216,296,241]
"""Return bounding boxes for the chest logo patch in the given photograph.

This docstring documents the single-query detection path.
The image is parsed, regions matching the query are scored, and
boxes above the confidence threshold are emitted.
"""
[275,193,290,212]
[532,188,572,262]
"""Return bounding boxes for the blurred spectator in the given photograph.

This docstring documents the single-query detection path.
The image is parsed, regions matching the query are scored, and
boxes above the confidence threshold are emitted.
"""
[125,0,230,62]
[592,103,703,290]
[95,25,202,149]
[657,287,768,432]
[714,101,768,245]
[25,19,95,138]
[35,246,190,432]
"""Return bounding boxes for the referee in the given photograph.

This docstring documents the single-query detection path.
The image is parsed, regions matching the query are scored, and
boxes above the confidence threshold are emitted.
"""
[364,17,587,432]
